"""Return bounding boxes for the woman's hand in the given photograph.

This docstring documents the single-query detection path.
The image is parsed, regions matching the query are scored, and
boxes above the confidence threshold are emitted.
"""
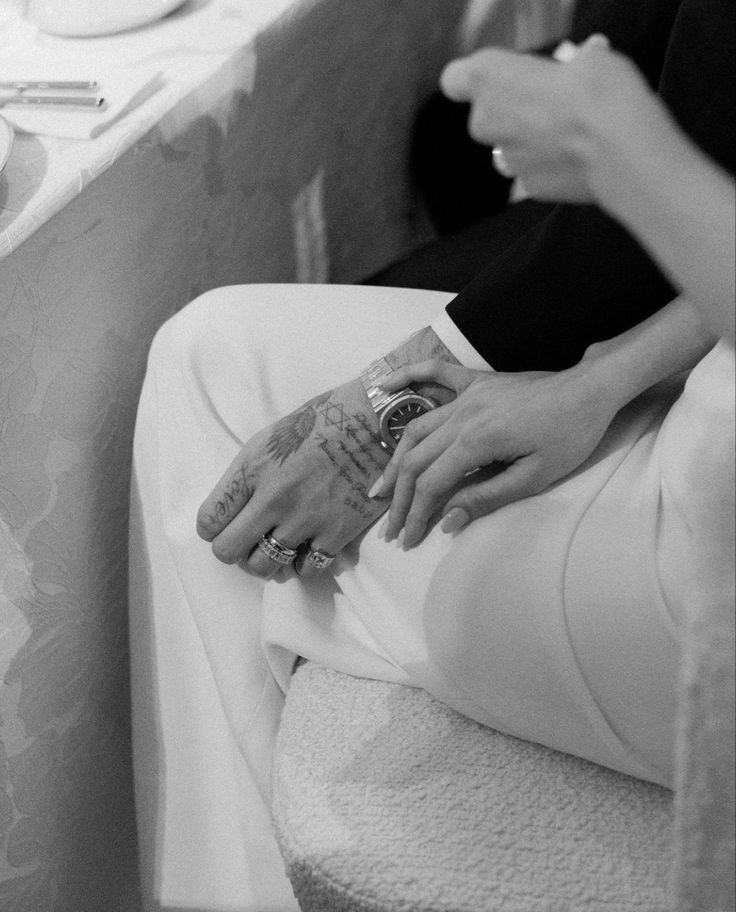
[372,360,618,548]
[440,37,655,204]
[442,36,734,341]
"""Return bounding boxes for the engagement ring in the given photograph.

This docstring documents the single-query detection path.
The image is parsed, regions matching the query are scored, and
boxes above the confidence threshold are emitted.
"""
[492,147,514,178]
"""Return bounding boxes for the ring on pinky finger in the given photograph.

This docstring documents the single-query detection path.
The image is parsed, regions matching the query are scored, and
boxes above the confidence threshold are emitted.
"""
[306,547,335,570]
[294,543,336,574]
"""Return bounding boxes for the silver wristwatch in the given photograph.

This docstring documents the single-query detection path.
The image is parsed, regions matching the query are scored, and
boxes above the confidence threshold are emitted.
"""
[360,357,437,452]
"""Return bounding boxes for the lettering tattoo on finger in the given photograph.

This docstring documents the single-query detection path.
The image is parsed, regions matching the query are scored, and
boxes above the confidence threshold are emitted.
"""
[209,462,255,525]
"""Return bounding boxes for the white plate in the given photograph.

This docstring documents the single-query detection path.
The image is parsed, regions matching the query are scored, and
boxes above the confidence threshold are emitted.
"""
[0,115,13,174]
[27,0,188,37]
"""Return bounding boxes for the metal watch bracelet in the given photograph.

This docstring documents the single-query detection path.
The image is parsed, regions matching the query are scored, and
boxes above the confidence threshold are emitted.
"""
[360,356,402,413]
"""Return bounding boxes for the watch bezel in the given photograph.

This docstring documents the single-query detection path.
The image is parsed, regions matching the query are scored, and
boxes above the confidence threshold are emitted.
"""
[378,391,436,451]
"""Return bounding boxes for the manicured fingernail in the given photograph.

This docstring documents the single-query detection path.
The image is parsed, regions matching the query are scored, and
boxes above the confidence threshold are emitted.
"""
[402,522,424,550]
[368,475,384,499]
[441,508,470,534]
[396,529,406,549]
[377,516,389,540]
[585,32,609,47]
[553,40,577,62]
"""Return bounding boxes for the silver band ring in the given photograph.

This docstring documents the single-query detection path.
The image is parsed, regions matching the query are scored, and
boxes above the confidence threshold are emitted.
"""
[305,547,335,571]
[492,147,514,178]
[258,533,298,566]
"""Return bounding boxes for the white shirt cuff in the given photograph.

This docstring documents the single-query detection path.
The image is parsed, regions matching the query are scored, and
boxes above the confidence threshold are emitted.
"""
[430,310,494,371]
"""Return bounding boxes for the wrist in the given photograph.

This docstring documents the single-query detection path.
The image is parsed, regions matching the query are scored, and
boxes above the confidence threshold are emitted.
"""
[327,378,393,470]
[570,344,635,418]
[356,327,460,454]
[384,326,460,407]
[579,298,716,416]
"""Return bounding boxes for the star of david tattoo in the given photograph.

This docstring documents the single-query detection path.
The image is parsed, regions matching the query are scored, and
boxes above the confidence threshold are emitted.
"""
[319,402,348,431]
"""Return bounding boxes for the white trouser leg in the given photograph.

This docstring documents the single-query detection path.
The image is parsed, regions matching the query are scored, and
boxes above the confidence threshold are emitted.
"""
[129,283,451,911]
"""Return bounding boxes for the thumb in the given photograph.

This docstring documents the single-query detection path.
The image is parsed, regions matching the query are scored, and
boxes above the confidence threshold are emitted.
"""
[440,56,474,102]
[441,462,544,532]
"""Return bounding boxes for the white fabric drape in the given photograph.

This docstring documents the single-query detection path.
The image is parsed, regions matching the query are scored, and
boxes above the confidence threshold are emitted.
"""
[129,283,734,911]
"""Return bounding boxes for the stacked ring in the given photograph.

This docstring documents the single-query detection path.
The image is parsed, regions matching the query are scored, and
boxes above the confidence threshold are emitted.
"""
[305,547,335,570]
[258,533,298,566]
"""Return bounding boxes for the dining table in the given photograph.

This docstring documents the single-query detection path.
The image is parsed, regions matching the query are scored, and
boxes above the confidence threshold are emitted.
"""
[0,0,475,908]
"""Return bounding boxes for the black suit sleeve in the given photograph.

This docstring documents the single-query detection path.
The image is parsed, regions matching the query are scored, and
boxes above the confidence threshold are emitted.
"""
[445,0,734,370]
[446,204,675,371]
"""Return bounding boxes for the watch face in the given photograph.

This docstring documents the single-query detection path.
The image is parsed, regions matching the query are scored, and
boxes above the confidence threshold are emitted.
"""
[381,394,435,449]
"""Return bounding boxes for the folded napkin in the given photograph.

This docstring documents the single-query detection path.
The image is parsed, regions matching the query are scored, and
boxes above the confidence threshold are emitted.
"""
[0,57,164,140]
[0,0,273,140]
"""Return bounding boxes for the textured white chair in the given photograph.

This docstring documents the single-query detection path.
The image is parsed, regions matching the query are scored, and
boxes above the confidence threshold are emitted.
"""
[272,590,734,911]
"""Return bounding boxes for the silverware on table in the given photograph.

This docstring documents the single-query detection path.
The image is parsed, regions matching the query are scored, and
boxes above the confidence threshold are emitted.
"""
[0,80,105,109]
[0,94,105,108]
[0,80,99,91]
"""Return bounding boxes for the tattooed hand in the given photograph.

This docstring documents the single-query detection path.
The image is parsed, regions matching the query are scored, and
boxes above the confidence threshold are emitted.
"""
[195,377,391,577]
[196,327,458,578]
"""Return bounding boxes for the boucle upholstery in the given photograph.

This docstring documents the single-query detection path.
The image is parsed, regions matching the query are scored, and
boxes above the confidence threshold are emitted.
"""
[672,591,735,910]
[272,664,674,912]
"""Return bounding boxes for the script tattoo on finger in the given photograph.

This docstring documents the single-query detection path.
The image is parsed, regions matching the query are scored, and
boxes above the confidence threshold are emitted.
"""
[267,391,332,465]
[209,462,255,525]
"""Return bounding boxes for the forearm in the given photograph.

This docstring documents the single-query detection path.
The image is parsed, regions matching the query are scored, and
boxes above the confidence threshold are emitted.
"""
[573,296,716,411]
[587,91,735,341]
[342,295,709,499]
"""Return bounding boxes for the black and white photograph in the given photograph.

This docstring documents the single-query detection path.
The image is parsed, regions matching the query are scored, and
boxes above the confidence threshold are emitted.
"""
[0,1,733,910]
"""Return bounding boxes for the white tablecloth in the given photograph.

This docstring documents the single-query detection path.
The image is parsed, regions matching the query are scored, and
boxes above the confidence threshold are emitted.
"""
[0,0,304,257]
[0,0,471,908]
